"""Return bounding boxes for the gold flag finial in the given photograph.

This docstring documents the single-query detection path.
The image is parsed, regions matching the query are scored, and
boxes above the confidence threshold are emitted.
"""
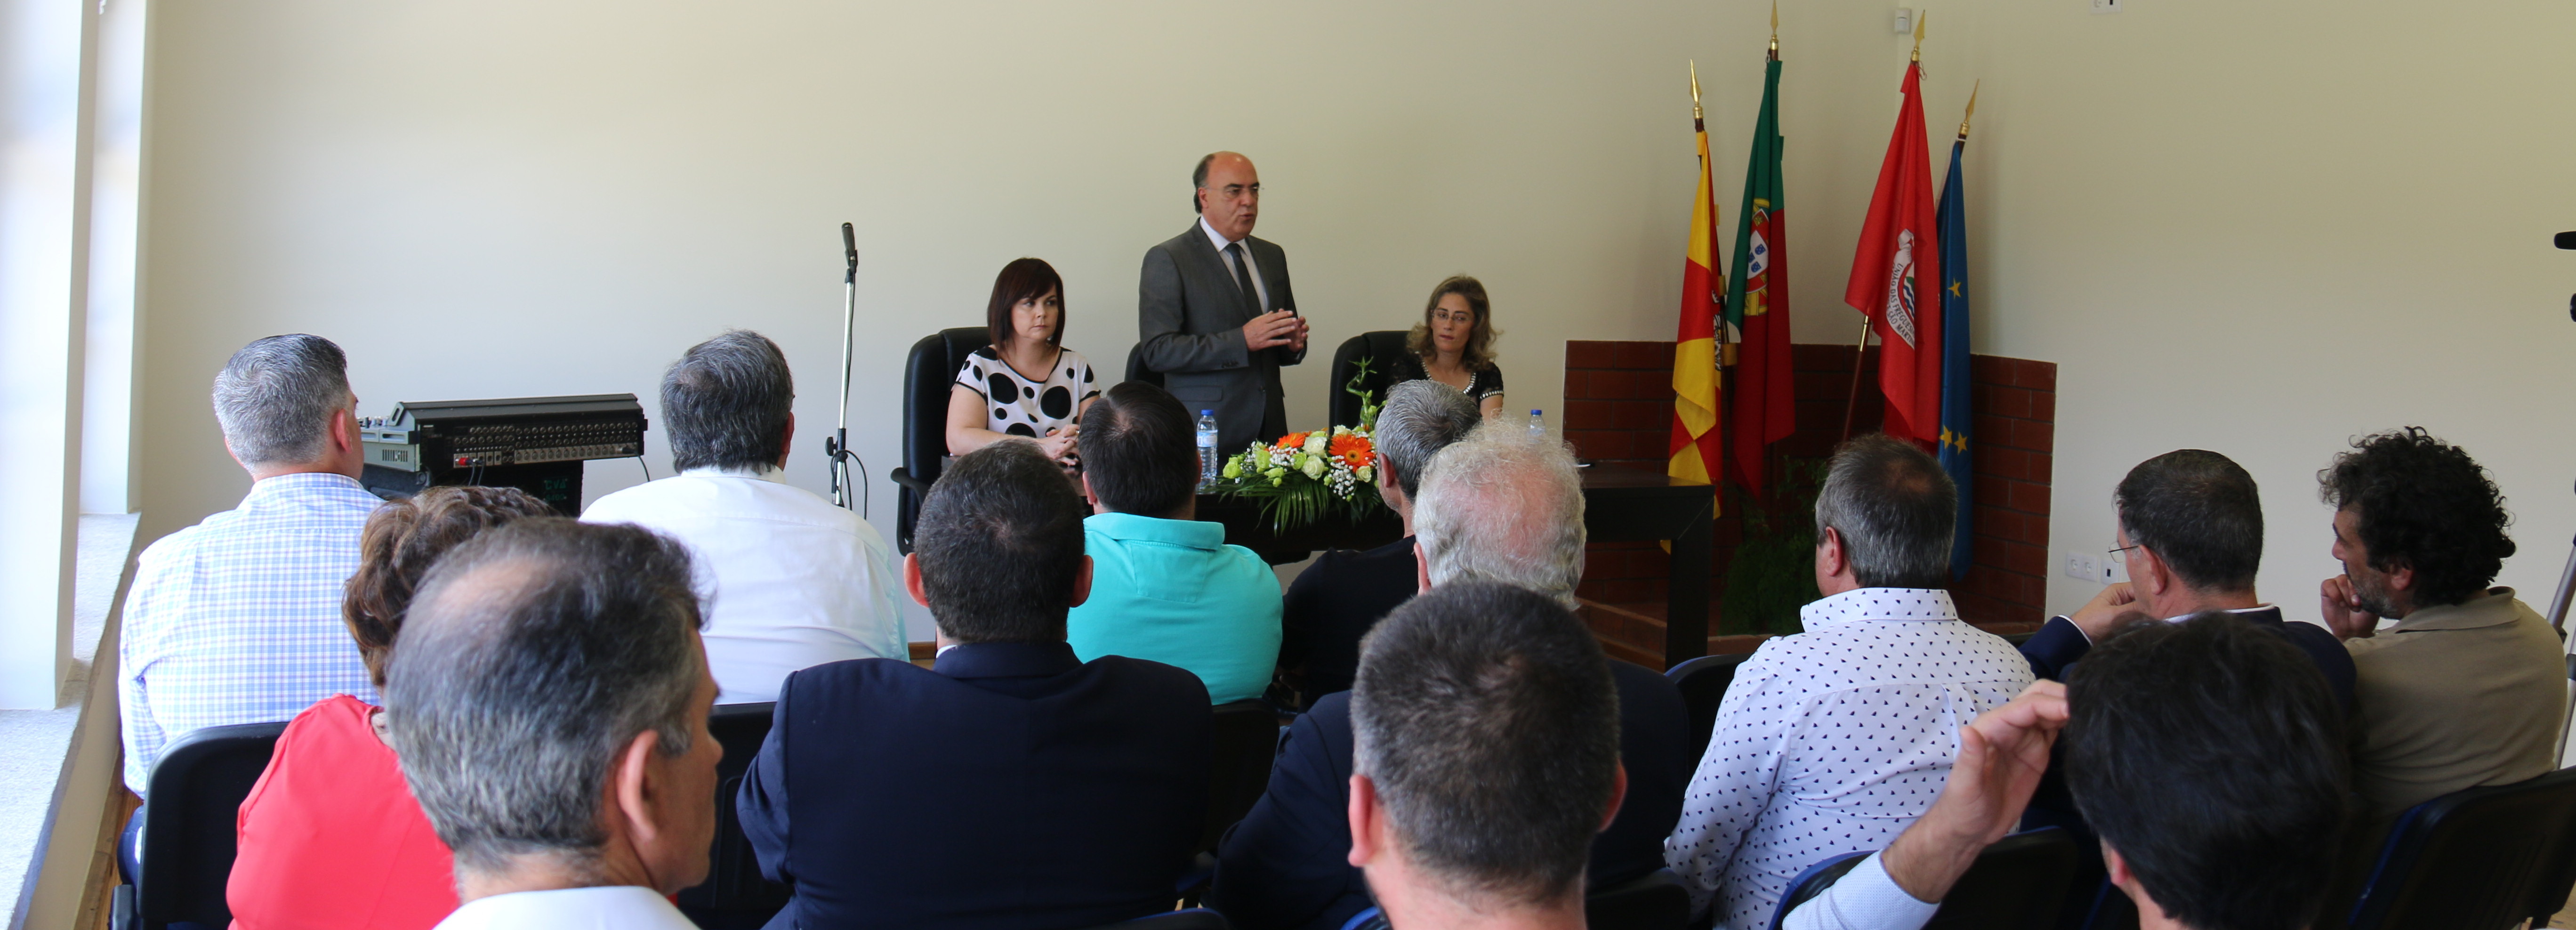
[1689,59,1704,121]
[1957,79,1980,139]
[1769,0,1779,56]
[1911,9,1926,62]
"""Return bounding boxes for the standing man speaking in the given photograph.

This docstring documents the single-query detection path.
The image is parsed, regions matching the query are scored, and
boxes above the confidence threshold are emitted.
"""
[1137,151,1310,453]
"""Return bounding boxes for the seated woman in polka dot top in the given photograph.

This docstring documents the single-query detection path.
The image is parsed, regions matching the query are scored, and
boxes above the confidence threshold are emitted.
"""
[945,257,1100,465]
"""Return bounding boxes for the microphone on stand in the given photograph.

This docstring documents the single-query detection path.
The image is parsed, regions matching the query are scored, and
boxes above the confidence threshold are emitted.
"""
[828,222,866,515]
[844,222,859,284]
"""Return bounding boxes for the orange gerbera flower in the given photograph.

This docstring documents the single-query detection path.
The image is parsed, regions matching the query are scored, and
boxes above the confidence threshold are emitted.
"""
[1275,432,1310,450]
[1328,433,1371,462]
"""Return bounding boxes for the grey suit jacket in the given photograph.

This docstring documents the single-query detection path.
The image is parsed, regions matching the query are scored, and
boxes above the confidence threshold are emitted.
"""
[1136,223,1306,452]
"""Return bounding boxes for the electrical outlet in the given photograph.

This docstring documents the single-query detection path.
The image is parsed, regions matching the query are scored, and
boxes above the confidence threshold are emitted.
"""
[2067,552,2100,581]
[2105,557,2128,584]
[2093,0,2121,14]
[1892,8,1913,33]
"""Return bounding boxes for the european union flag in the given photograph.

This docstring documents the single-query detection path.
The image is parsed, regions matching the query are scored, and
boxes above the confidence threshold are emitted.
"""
[1935,106,1974,580]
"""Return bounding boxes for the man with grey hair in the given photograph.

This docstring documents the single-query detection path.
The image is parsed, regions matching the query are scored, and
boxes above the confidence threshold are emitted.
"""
[1277,380,1481,704]
[1665,435,2032,928]
[1211,423,1691,930]
[389,519,718,929]
[582,330,905,703]
[120,333,378,809]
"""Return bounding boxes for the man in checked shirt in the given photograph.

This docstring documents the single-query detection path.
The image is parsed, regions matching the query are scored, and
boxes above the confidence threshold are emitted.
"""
[118,334,381,878]
[1665,435,2034,928]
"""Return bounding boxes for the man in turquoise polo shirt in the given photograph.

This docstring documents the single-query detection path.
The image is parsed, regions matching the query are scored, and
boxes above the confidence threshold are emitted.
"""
[1066,381,1282,704]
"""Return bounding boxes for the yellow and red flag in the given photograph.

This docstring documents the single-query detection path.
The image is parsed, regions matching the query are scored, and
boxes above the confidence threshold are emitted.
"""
[1668,65,1727,489]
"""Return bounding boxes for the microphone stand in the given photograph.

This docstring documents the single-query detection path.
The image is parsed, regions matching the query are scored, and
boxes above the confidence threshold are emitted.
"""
[826,222,867,516]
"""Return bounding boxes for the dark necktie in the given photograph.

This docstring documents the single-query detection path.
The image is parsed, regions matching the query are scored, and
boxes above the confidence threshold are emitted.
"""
[1224,242,1263,315]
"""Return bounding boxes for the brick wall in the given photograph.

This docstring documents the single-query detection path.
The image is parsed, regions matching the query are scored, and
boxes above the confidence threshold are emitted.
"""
[1563,341,2054,657]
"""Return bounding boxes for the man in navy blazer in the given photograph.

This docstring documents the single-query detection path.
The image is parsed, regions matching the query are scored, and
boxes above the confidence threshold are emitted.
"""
[1206,422,1692,930]
[738,442,1213,930]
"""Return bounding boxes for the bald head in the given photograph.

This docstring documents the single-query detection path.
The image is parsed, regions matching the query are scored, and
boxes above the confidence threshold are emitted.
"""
[1413,422,1587,609]
[1193,151,1261,240]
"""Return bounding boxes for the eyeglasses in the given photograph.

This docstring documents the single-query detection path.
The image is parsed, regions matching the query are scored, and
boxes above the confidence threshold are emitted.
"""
[1433,308,1477,324]
[1200,183,1262,200]
[2108,544,2142,564]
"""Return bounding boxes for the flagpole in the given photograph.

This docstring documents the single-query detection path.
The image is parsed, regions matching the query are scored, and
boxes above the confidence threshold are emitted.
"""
[1840,11,1928,443]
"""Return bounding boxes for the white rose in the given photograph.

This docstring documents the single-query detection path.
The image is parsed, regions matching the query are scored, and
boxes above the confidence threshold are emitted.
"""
[1304,432,1328,455]
[1301,456,1327,480]
[1355,465,1375,483]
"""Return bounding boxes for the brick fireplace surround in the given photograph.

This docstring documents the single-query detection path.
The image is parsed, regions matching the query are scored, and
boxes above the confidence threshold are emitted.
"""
[1562,341,2057,667]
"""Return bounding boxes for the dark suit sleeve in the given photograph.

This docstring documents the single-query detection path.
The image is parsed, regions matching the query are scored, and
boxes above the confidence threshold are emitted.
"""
[2019,615,2092,682]
[1208,697,1369,930]
[1265,244,1305,367]
[1139,245,1251,375]
[738,683,795,887]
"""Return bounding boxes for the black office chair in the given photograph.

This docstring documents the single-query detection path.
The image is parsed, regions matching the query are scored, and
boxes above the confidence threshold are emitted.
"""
[1771,828,2077,930]
[1586,868,1691,930]
[676,701,790,930]
[1666,652,1754,761]
[889,327,992,553]
[1327,331,1412,429]
[111,721,288,930]
[1201,700,1283,852]
[1085,908,1231,930]
[2342,767,2576,930]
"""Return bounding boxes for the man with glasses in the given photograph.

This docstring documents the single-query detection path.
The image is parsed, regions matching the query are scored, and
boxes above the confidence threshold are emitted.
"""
[1135,151,1310,452]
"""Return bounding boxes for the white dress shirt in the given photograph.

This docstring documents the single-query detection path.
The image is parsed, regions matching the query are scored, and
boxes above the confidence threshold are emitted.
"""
[581,466,906,703]
[1779,851,1939,930]
[120,472,380,793]
[1200,216,1270,310]
[432,885,698,930]
[1665,588,2033,930]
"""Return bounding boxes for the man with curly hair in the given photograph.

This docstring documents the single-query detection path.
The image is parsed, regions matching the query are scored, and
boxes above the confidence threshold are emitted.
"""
[2317,426,2565,816]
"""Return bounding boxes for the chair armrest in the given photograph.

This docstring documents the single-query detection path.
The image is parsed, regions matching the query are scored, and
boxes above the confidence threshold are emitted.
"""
[889,468,935,494]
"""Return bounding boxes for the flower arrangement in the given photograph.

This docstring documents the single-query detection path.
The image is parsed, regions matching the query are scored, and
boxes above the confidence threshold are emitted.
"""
[1204,361,1389,532]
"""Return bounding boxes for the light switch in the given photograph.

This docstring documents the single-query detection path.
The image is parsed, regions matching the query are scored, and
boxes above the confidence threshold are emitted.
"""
[1892,8,1913,33]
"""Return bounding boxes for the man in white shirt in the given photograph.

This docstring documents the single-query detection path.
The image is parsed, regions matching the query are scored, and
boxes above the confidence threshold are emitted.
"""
[583,330,906,703]
[388,519,718,930]
[1666,435,2033,928]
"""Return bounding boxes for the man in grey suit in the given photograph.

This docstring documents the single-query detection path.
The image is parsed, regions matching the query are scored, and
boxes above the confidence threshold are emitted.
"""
[1137,151,1310,453]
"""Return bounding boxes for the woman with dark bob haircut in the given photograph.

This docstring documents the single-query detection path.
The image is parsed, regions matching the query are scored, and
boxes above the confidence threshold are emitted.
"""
[946,257,1101,464]
[227,485,555,930]
[1394,275,1506,418]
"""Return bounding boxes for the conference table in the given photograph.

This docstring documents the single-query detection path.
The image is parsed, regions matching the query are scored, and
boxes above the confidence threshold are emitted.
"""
[1197,462,1716,666]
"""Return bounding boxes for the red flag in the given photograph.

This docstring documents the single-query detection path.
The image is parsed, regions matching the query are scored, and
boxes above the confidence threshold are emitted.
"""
[1841,60,1943,445]
[1668,72,1726,490]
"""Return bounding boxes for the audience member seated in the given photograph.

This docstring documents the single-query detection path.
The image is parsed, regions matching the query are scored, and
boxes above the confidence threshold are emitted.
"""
[582,330,906,703]
[1665,434,2032,928]
[1388,275,1506,418]
[1211,423,1690,930]
[1064,381,1281,704]
[229,485,555,930]
[2316,427,2563,817]
[1277,380,1480,705]
[1343,582,1622,930]
[385,519,721,930]
[120,334,380,877]
[1776,681,2072,930]
[2020,450,2354,707]
[946,257,1101,462]
[2066,614,2349,930]
[739,441,1212,930]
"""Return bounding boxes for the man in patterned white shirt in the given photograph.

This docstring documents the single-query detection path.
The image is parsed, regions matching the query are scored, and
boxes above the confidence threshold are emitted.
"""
[1666,435,2032,928]
[120,334,380,802]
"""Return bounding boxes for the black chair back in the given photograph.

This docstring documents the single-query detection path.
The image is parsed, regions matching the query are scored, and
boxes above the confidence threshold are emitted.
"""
[893,327,993,553]
[1328,331,1412,429]
[1923,827,2077,930]
[1201,700,1281,851]
[1666,652,1753,761]
[1772,828,2076,930]
[676,701,791,930]
[1125,343,1166,389]
[1585,868,1690,930]
[130,720,287,929]
[2344,766,2576,930]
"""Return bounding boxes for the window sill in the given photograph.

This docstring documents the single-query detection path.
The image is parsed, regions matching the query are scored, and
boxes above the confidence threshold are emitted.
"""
[0,514,141,928]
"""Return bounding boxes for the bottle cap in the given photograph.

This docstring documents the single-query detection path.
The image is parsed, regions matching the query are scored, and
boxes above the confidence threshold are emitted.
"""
[1201,410,1214,416]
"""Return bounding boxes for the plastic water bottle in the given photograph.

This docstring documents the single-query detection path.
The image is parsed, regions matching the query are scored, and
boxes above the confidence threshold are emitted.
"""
[1527,408,1547,441]
[1196,411,1221,487]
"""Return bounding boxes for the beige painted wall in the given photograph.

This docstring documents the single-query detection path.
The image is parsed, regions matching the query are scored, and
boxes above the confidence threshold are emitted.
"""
[137,0,2576,631]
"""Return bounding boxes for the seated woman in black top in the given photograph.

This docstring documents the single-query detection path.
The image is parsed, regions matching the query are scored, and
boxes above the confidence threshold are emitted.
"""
[1390,275,1505,418]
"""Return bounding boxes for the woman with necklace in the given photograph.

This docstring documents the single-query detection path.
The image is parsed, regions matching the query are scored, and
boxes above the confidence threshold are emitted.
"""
[946,258,1100,465]
[1393,275,1506,418]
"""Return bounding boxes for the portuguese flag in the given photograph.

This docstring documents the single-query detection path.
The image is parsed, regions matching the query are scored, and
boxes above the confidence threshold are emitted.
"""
[1724,49,1795,494]
[1667,72,1727,490]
